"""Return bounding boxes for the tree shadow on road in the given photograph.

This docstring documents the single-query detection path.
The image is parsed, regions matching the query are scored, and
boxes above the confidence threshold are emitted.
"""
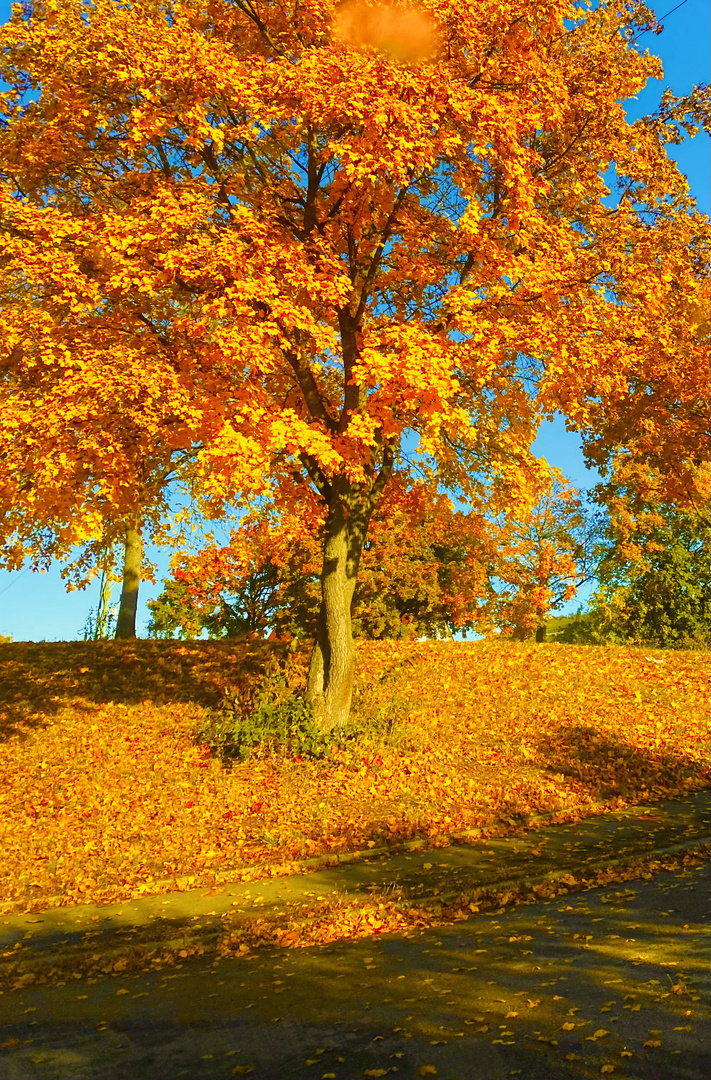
[0,863,708,1080]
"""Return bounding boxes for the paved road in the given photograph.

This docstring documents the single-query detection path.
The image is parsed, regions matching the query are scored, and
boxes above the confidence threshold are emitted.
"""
[1,857,708,1080]
[1,790,709,963]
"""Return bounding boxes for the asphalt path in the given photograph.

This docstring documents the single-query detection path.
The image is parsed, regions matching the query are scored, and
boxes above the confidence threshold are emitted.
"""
[0,858,708,1080]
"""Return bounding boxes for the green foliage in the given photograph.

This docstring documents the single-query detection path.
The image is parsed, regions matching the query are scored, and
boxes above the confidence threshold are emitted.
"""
[145,580,195,639]
[594,505,709,650]
[195,649,415,761]
[146,579,248,640]
[196,687,319,761]
[195,652,340,760]
[549,609,610,646]
[549,505,710,650]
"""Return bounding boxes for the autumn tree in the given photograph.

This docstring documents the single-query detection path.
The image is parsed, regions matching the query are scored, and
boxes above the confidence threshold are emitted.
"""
[0,327,203,638]
[147,483,494,642]
[147,510,322,640]
[563,462,711,649]
[484,470,596,642]
[1,1,708,725]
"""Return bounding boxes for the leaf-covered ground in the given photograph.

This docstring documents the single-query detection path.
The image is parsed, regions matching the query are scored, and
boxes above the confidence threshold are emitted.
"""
[1,859,708,1080]
[0,640,707,913]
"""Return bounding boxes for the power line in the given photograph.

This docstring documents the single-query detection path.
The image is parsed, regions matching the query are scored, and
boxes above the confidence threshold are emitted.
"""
[636,0,690,38]
[0,565,31,600]
[656,0,691,23]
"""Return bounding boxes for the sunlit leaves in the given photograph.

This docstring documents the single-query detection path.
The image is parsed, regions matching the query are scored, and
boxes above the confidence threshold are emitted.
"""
[0,638,707,913]
[1,0,707,569]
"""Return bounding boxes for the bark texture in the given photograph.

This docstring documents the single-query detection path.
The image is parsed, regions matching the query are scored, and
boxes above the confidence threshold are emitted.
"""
[306,481,372,730]
[115,521,142,640]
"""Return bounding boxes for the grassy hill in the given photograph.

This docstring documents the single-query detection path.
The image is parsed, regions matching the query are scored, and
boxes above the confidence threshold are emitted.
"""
[0,638,707,914]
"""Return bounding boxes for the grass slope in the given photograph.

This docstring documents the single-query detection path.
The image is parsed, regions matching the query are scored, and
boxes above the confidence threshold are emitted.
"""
[0,639,707,913]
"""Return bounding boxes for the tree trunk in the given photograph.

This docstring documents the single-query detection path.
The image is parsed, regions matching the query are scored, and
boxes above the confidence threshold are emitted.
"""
[306,483,370,730]
[535,623,547,643]
[115,521,142,640]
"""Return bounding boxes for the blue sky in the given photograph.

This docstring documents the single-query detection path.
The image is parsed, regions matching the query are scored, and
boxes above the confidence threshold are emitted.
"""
[0,0,709,641]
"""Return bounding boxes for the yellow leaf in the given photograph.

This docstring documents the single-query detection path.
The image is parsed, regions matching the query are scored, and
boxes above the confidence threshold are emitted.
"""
[419,1068,438,1078]
[601,1067,615,1075]
[561,1022,576,1031]
[593,1029,610,1038]
[364,1072,388,1078]
[643,1039,661,1048]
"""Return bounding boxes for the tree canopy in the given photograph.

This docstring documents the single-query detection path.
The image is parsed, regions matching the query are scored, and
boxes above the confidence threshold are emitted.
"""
[1,0,708,724]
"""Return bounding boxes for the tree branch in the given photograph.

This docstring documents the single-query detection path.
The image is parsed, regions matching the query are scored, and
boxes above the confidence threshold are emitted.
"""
[285,346,337,433]
[299,450,332,502]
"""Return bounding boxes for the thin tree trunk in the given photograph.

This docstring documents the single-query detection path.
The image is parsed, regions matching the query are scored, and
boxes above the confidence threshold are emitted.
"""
[115,521,142,640]
[306,483,369,730]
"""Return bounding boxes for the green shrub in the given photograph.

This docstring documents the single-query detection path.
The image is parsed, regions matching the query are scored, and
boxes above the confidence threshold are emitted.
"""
[195,650,415,761]
[196,653,348,760]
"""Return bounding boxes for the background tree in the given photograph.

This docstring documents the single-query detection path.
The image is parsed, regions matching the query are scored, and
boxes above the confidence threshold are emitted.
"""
[558,463,710,649]
[147,510,322,641]
[351,481,493,640]
[148,482,494,641]
[1,1,708,725]
[485,471,597,642]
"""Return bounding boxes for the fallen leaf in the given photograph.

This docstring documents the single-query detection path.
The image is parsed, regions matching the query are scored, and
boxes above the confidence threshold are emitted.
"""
[1,640,706,957]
